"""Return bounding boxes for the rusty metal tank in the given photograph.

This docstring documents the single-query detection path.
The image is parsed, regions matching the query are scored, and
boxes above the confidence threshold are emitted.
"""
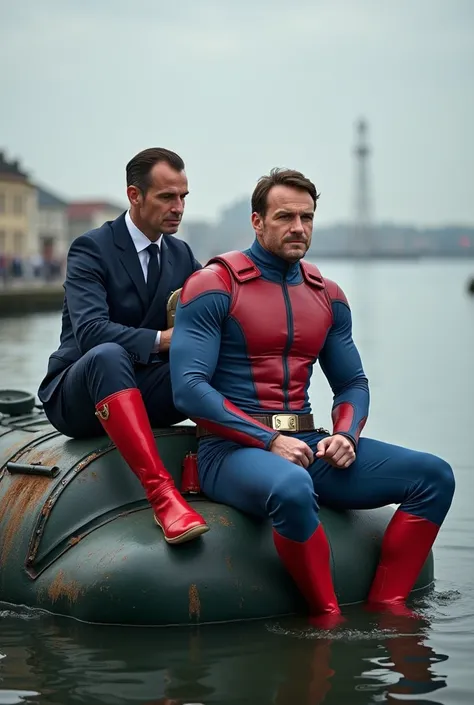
[0,390,434,626]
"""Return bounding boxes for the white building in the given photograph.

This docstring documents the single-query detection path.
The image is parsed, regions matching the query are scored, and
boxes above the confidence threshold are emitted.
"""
[36,185,69,264]
[67,201,125,244]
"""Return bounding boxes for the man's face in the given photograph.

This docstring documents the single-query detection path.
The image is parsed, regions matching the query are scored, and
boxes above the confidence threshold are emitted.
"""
[251,185,315,262]
[127,161,189,238]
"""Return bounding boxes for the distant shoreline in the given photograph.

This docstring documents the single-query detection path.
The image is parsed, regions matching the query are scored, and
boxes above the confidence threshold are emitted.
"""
[1,254,473,317]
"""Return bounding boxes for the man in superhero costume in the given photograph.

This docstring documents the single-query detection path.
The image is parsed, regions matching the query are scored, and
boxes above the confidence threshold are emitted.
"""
[169,168,455,623]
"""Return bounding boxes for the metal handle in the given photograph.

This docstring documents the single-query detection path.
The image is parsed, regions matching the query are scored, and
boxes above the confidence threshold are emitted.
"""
[6,462,59,478]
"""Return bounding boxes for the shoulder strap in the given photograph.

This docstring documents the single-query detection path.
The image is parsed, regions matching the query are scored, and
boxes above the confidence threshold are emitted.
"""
[300,261,326,289]
[207,251,261,283]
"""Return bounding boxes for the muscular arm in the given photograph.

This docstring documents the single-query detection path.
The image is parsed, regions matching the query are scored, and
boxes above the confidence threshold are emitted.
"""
[65,234,157,361]
[318,283,369,449]
[170,270,279,449]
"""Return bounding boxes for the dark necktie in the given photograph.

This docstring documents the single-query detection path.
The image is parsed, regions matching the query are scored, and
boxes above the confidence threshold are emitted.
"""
[146,243,160,303]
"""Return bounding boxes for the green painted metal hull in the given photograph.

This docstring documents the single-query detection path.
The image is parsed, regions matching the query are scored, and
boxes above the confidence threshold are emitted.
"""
[0,407,434,626]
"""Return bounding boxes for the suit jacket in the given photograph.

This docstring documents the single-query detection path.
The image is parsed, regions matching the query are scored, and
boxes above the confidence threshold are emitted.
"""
[38,212,201,403]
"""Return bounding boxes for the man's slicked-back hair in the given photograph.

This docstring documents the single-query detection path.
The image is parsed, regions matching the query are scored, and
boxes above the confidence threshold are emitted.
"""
[126,148,185,193]
[251,167,320,217]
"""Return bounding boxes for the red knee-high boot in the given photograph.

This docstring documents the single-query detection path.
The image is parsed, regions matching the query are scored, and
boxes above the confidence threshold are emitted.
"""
[95,388,209,544]
[367,509,439,609]
[273,524,344,627]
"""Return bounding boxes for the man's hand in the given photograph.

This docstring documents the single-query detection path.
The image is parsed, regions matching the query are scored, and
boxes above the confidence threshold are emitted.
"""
[270,434,314,468]
[316,434,356,469]
[158,328,173,352]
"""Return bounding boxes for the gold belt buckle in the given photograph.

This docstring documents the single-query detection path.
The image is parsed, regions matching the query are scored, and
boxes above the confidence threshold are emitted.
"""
[271,414,298,432]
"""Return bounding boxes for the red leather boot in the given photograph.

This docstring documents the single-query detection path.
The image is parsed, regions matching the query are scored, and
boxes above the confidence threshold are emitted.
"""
[367,509,439,613]
[273,524,345,628]
[95,388,208,544]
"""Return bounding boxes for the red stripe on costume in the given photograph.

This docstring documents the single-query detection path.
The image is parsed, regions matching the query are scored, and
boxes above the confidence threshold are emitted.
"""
[223,398,276,432]
[356,416,367,442]
[332,402,354,435]
[180,265,231,305]
[194,418,267,448]
[193,399,278,448]
[324,278,349,305]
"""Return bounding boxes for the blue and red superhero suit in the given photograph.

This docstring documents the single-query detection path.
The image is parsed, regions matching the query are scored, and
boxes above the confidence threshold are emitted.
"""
[170,238,455,620]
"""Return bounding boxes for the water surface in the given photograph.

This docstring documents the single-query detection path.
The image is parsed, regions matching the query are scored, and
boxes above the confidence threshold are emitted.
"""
[1,258,473,704]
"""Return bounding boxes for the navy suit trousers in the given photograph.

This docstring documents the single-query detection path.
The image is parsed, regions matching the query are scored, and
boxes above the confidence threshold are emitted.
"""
[43,342,184,438]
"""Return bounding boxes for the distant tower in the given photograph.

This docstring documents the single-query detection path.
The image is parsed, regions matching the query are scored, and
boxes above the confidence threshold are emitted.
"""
[352,118,373,256]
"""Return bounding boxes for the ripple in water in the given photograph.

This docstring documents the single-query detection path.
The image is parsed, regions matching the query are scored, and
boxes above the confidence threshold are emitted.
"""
[0,604,50,622]
[265,622,400,641]
[0,691,40,705]
[429,589,462,604]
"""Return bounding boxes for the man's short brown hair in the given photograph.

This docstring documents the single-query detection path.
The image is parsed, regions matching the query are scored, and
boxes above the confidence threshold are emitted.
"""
[126,148,185,194]
[251,168,320,217]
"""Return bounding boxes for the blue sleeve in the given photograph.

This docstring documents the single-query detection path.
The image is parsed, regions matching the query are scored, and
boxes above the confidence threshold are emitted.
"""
[65,234,157,361]
[170,287,278,449]
[318,300,369,448]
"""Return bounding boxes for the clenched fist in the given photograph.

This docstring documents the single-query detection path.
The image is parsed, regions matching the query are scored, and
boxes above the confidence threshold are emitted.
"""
[316,434,356,469]
[270,434,314,468]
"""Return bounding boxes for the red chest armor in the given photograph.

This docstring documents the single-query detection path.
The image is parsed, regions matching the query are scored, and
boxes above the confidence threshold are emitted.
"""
[207,251,334,410]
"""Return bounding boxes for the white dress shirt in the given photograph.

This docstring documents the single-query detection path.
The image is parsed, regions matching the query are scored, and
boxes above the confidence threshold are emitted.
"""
[125,210,163,351]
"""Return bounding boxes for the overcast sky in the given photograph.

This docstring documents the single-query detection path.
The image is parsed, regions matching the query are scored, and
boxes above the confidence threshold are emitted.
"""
[1,0,473,227]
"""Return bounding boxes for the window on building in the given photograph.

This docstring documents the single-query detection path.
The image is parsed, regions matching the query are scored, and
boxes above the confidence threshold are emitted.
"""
[13,195,24,215]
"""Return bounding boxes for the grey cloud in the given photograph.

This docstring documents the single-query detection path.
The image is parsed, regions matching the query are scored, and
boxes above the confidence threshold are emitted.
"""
[1,0,473,226]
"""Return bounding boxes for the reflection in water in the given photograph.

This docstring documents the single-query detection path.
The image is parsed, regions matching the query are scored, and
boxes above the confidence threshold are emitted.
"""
[269,608,448,705]
[356,612,448,704]
[1,260,473,704]
[0,603,449,705]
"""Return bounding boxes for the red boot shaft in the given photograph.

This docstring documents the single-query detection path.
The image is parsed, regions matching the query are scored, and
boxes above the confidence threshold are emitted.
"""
[368,509,439,607]
[273,524,343,627]
[95,388,208,544]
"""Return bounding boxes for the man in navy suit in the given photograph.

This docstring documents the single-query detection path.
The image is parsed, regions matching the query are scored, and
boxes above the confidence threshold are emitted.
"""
[38,147,208,545]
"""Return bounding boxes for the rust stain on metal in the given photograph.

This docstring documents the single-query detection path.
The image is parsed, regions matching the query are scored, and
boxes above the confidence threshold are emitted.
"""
[41,499,54,518]
[22,446,63,468]
[77,469,99,484]
[75,452,100,473]
[0,474,50,564]
[225,555,233,571]
[206,510,233,527]
[69,536,81,546]
[188,584,201,619]
[47,569,82,604]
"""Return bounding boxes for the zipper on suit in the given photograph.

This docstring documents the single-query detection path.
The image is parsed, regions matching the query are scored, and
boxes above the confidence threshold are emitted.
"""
[281,281,293,409]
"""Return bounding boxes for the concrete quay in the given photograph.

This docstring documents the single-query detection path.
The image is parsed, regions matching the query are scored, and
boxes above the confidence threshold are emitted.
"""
[0,282,64,316]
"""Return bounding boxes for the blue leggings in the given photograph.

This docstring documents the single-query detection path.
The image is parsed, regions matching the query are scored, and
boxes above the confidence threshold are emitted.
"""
[197,432,455,542]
